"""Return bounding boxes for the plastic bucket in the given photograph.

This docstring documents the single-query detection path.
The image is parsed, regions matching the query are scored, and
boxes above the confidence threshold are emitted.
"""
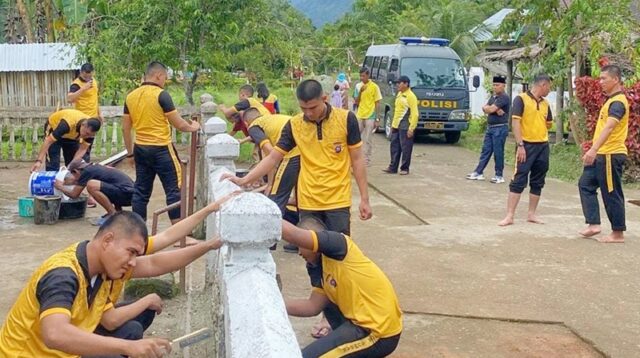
[29,171,58,196]
[18,196,35,217]
[34,195,62,225]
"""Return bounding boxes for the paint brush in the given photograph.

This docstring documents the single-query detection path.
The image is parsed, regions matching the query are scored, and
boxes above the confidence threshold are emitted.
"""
[171,327,212,349]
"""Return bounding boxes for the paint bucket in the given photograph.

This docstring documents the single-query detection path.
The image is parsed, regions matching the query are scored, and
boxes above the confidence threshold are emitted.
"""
[34,195,62,225]
[18,196,35,217]
[59,196,87,220]
[235,169,250,178]
[28,168,72,200]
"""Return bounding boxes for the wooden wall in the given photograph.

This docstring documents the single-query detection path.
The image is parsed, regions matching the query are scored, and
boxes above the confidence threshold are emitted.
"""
[0,71,76,107]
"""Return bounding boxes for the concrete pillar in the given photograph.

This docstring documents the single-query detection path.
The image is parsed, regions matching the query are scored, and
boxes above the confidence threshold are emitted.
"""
[194,102,221,239]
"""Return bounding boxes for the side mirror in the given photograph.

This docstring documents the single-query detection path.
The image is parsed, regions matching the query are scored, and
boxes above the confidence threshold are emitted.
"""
[472,75,480,88]
[387,73,397,83]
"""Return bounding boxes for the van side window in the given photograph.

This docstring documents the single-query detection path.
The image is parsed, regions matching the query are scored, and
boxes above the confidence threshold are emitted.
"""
[378,56,389,80]
[371,57,381,79]
[388,58,399,82]
[363,56,374,71]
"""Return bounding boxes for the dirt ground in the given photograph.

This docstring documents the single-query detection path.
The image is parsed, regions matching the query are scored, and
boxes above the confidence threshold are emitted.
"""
[1,133,639,357]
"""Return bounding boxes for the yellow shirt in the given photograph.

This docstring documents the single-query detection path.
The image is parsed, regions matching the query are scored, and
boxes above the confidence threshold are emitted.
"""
[233,97,271,116]
[593,92,629,155]
[310,231,403,338]
[71,78,100,117]
[511,91,552,143]
[248,114,300,159]
[275,105,362,210]
[0,242,130,358]
[356,81,382,119]
[124,82,177,146]
[391,88,419,131]
[47,109,90,144]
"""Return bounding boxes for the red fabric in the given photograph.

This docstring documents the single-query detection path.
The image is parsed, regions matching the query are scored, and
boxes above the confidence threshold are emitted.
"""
[263,101,276,114]
[233,119,249,136]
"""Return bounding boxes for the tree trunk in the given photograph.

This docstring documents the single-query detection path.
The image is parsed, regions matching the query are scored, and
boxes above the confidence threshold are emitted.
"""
[44,0,55,42]
[35,0,47,43]
[16,0,34,43]
[555,81,565,144]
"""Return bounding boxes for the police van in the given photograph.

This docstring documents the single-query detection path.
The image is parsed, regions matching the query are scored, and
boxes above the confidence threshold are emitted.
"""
[363,37,479,143]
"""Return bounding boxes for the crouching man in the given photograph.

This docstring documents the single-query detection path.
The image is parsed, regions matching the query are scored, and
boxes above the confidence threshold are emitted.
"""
[55,159,135,226]
[0,194,234,358]
[282,219,402,358]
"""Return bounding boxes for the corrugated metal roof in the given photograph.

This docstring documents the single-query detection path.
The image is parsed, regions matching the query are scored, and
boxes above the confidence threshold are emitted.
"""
[0,43,80,72]
[471,8,516,42]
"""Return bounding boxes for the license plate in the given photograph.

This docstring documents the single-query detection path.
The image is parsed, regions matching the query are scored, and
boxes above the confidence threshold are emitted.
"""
[424,122,444,129]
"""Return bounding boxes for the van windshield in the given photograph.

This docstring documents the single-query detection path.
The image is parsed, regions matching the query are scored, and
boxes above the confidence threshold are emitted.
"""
[401,57,466,89]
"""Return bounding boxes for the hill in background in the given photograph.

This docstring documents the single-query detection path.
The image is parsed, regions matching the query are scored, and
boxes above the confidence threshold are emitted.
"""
[288,0,354,28]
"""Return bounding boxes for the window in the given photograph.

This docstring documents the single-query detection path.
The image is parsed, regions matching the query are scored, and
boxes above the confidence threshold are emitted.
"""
[378,56,389,80]
[400,57,466,88]
[388,58,399,82]
[371,57,381,79]
[363,56,374,71]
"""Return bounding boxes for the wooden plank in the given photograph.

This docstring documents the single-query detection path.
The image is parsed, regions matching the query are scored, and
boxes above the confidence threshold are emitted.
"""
[32,120,39,159]
[9,118,15,160]
[0,120,3,160]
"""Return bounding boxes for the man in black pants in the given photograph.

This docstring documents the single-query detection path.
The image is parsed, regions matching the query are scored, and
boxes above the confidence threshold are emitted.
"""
[499,74,553,226]
[383,75,418,175]
[466,75,511,183]
[578,65,629,243]
[55,159,134,226]
[122,61,200,224]
[282,219,402,358]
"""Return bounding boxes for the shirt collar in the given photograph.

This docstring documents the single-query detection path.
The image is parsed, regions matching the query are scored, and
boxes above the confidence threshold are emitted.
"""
[608,91,624,98]
[75,241,91,282]
[141,81,163,88]
[526,90,543,103]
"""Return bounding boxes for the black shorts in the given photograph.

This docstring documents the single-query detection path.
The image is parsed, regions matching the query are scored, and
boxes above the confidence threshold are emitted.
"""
[299,207,351,235]
[100,182,133,207]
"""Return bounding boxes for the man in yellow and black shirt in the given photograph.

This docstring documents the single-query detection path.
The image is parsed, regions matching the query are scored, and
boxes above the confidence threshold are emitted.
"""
[219,84,271,140]
[122,61,200,223]
[383,75,418,175]
[224,79,372,236]
[499,74,553,227]
[31,109,101,172]
[579,65,629,243]
[282,219,402,358]
[0,208,230,358]
[67,63,102,167]
[356,67,383,166]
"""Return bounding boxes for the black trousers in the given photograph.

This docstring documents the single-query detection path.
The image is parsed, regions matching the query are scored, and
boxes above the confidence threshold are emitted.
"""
[269,155,300,214]
[509,142,549,195]
[87,308,156,358]
[132,144,182,220]
[299,207,351,235]
[46,139,90,171]
[579,154,626,231]
[302,302,401,358]
[387,128,414,172]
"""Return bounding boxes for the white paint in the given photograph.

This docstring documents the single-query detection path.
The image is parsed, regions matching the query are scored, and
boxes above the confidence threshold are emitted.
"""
[204,134,302,358]
[204,116,227,136]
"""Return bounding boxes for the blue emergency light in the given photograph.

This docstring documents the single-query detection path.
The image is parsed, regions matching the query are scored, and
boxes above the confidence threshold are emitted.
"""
[399,37,450,47]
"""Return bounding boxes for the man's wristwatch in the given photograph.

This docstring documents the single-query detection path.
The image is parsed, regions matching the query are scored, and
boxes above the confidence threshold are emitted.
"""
[517,142,524,147]
[126,153,134,158]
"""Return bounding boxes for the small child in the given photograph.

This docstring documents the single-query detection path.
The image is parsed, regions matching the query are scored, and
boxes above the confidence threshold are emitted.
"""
[330,84,343,108]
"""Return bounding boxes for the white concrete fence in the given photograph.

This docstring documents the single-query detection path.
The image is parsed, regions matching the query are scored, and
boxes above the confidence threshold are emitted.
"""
[201,113,302,358]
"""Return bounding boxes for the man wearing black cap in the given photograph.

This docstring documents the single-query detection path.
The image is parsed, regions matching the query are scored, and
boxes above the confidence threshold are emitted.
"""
[55,159,134,225]
[383,75,419,175]
[466,75,510,183]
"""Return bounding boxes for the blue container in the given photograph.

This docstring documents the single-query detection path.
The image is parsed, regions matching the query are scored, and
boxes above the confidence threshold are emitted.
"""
[29,171,58,196]
[18,196,35,217]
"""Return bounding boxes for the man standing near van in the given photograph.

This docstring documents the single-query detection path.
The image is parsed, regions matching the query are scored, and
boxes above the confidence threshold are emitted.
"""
[498,74,553,226]
[356,67,382,166]
[466,75,510,183]
[383,75,418,175]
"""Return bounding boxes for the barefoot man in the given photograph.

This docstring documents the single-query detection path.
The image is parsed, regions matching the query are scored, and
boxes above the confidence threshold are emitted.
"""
[578,65,629,243]
[498,74,553,226]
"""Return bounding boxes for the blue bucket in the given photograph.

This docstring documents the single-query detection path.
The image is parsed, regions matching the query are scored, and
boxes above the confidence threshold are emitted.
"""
[18,196,35,217]
[29,171,58,196]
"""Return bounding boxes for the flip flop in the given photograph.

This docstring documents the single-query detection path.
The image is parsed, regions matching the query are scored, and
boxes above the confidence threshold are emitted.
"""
[311,327,331,339]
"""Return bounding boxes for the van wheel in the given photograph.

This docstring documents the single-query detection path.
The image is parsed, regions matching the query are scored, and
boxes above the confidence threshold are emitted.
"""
[445,131,461,144]
[384,112,392,140]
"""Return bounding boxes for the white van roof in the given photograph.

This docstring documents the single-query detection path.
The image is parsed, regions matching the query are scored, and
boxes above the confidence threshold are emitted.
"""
[365,43,460,60]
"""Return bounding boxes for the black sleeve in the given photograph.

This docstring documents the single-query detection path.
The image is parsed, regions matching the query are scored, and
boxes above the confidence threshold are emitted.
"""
[36,268,79,314]
[276,121,296,152]
[123,102,129,115]
[306,262,323,289]
[316,231,348,261]
[511,96,524,117]
[76,168,93,187]
[51,119,71,141]
[248,126,268,146]
[346,112,361,146]
[608,101,626,120]
[546,105,553,122]
[69,84,81,93]
[158,91,176,113]
[234,99,251,112]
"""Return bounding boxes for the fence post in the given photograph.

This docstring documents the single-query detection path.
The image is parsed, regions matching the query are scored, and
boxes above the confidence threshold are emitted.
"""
[31,119,39,160]
[0,119,4,160]
[193,100,219,240]
[20,120,28,161]
[111,118,118,154]
[9,118,15,160]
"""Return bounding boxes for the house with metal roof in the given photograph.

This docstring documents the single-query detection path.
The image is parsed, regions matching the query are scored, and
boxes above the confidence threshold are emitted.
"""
[0,43,81,107]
